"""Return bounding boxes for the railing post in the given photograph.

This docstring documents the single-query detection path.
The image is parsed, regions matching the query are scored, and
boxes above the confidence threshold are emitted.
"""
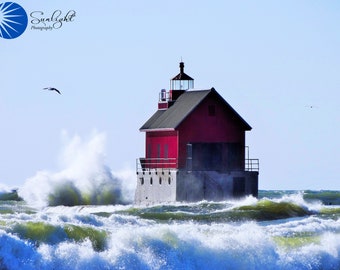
[136,157,178,170]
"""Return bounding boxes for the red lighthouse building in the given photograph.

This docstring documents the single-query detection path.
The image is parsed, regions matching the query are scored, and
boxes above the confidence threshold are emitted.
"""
[135,62,259,204]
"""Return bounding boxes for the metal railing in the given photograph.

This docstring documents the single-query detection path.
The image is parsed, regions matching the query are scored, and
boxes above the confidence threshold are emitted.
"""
[245,159,259,172]
[159,90,171,102]
[137,158,178,171]
[137,157,259,172]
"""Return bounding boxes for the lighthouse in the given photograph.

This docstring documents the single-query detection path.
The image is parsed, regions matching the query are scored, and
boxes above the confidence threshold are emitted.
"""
[135,62,259,204]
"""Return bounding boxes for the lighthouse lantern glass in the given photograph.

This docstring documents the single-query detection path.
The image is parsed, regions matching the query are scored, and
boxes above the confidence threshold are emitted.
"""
[171,79,194,91]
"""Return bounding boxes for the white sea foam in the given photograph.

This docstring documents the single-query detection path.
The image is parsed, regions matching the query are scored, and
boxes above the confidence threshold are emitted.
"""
[278,191,324,212]
[0,200,339,269]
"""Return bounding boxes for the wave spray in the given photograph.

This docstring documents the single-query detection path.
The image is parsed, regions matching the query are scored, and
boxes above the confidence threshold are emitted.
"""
[19,130,131,207]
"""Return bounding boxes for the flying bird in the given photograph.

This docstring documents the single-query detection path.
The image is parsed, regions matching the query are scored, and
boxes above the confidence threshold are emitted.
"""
[43,87,61,94]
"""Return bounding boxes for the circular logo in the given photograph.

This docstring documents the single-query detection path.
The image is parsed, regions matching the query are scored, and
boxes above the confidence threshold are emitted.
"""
[0,2,28,39]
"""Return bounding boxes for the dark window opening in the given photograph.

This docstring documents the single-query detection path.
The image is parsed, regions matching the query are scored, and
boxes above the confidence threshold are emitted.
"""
[164,144,168,159]
[147,144,152,158]
[150,177,153,185]
[157,144,161,159]
[191,142,243,172]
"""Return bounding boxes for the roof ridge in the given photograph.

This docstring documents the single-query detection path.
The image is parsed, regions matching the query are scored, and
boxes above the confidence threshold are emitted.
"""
[140,87,251,131]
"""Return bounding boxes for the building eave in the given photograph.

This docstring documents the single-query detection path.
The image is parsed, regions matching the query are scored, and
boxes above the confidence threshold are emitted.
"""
[139,128,176,132]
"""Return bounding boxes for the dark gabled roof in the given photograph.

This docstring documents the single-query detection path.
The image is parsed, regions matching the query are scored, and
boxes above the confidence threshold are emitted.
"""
[140,88,252,131]
[171,72,194,81]
[140,90,210,131]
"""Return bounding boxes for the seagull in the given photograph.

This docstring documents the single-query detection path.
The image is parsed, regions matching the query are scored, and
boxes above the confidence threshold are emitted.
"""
[43,87,61,94]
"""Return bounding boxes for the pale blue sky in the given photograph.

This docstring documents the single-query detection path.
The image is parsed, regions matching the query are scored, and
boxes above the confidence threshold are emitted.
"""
[1,1,340,190]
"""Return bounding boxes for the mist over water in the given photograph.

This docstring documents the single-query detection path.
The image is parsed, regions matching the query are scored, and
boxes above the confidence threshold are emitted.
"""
[18,131,135,207]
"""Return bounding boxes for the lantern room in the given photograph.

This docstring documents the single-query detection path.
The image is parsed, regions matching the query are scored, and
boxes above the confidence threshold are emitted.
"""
[170,62,194,90]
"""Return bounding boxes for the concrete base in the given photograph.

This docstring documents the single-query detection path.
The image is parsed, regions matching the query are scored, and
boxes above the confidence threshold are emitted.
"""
[176,170,258,202]
[134,169,258,205]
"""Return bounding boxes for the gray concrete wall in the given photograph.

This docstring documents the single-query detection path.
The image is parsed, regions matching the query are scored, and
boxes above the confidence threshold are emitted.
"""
[134,169,177,205]
[176,170,258,202]
[135,169,258,204]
